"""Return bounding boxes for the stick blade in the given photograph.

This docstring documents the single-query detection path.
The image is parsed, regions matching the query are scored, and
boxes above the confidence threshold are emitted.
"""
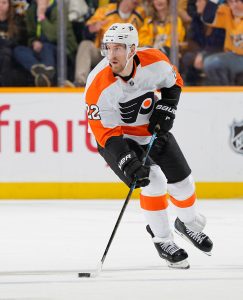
[78,272,91,278]
[78,262,102,278]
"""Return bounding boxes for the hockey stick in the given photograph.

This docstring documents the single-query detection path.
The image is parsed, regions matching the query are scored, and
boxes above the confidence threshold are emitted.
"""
[79,125,159,278]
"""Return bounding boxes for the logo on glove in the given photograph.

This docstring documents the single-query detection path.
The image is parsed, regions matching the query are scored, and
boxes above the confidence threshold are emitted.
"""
[118,154,132,170]
[156,105,176,115]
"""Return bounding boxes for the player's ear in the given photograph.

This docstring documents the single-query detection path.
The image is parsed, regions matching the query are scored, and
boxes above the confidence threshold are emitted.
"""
[128,45,136,58]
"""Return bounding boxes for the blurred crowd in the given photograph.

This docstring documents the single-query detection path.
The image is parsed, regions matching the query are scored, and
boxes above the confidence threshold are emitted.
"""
[0,0,243,87]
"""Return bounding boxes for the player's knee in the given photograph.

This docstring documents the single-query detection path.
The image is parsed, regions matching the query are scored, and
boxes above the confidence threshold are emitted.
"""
[141,165,167,196]
[167,174,195,200]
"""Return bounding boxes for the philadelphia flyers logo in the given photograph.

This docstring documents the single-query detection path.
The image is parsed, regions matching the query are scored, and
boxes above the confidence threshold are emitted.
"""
[119,92,155,124]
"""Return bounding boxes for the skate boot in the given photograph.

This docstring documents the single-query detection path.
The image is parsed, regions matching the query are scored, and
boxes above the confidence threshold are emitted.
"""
[146,225,190,269]
[174,215,213,256]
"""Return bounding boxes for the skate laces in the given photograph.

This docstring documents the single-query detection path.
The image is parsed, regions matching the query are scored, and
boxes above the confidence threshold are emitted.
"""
[185,228,206,244]
[158,241,179,255]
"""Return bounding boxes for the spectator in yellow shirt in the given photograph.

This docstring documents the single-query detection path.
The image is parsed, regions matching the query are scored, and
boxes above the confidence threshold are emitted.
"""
[138,0,185,56]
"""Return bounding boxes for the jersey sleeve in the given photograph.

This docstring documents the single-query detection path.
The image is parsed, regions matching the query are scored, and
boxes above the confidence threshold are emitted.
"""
[137,48,183,88]
[84,67,123,148]
[154,50,184,88]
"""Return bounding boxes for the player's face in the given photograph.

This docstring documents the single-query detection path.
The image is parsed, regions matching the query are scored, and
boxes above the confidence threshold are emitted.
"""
[106,43,128,74]
[227,0,243,16]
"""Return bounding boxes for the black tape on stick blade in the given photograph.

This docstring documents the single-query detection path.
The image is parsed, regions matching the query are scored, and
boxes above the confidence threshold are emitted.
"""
[78,273,91,278]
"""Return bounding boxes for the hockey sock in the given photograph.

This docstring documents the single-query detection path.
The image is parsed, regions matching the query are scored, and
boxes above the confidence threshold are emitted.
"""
[167,175,198,224]
[140,194,171,238]
[169,192,198,224]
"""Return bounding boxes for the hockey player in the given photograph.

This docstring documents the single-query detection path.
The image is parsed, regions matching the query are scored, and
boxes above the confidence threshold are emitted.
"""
[84,23,213,269]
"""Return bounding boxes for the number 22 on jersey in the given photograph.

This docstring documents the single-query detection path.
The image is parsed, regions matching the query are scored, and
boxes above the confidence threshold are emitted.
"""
[86,104,101,120]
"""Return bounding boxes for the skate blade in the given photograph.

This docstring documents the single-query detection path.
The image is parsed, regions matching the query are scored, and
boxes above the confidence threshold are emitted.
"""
[175,229,212,256]
[167,259,190,269]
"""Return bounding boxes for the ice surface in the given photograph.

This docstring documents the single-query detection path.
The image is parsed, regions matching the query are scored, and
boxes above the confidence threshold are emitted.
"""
[0,199,242,300]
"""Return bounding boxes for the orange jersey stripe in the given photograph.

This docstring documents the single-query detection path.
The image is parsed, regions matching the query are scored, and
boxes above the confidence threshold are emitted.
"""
[86,65,117,105]
[140,194,168,211]
[89,123,123,147]
[122,124,151,136]
[137,48,170,66]
[169,193,196,208]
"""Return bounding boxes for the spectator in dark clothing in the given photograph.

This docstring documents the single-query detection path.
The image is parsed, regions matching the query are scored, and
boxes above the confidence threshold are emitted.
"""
[66,0,97,44]
[187,0,197,18]
[0,0,27,86]
[13,0,77,87]
[202,0,243,85]
[181,0,225,85]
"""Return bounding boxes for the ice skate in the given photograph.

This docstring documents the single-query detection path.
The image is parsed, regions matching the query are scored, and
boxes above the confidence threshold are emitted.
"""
[146,225,190,269]
[174,216,213,256]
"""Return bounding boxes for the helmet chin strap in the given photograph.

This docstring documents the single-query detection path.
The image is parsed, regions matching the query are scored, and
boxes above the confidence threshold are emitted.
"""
[122,45,135,73]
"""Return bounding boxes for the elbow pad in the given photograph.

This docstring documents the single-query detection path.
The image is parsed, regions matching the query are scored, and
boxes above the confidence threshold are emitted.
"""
[160,84,181,107]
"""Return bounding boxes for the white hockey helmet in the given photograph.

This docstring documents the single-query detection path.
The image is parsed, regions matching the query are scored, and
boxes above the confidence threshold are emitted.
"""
[102,23,139,49]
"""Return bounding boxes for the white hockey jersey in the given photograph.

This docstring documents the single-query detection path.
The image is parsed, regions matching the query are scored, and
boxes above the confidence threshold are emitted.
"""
[84,48,183,147]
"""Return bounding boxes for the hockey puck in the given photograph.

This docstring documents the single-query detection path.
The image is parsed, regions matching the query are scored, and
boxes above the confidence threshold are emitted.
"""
[78,273,91,278]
